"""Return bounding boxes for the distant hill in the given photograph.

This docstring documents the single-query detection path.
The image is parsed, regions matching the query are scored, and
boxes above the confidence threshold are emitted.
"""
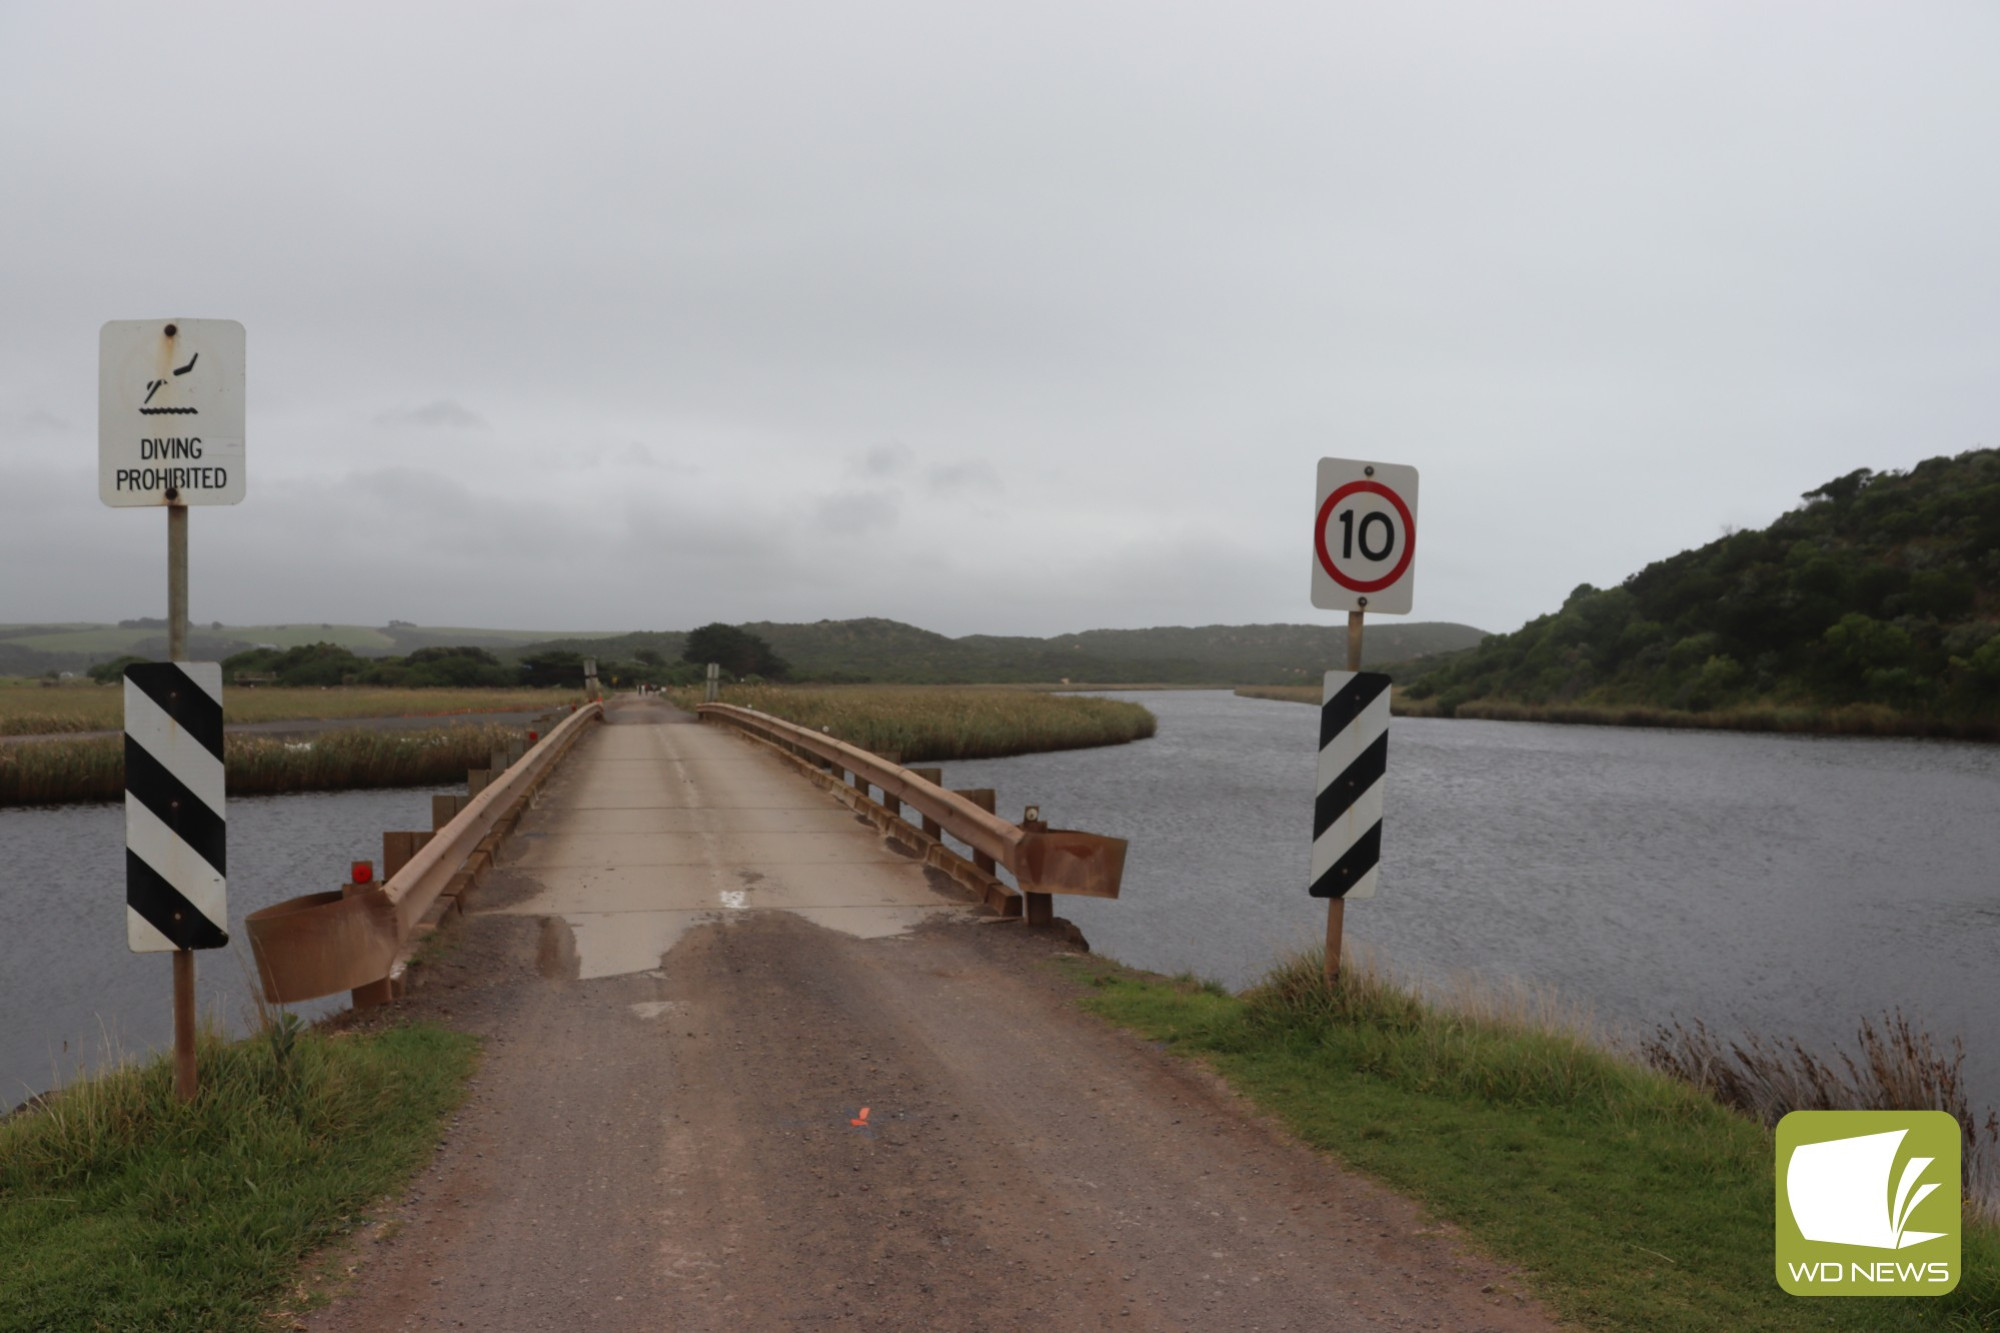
[533,617,1488,685]
[0,621,599,678]
[1404,448,2000,718]
[0,616,1489,687]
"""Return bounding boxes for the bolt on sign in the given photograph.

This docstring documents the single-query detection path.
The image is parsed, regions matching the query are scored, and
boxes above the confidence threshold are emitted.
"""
[99,319,246,507]
[1310,457,1418,615]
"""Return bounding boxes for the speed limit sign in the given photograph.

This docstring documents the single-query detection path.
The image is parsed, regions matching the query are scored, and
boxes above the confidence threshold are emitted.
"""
[1311,457,1419,614]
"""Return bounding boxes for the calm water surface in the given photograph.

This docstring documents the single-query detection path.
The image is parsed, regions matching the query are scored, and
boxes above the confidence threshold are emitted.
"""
[2,785,453,1104]
[943,691,2000,1111]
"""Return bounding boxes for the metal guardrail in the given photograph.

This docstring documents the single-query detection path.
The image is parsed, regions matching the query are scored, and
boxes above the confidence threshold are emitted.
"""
[245,701,603,1003]
[697,702,1128,914]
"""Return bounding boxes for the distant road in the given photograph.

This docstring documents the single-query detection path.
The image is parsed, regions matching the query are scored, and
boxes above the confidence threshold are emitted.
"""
[304,697,1557,1331]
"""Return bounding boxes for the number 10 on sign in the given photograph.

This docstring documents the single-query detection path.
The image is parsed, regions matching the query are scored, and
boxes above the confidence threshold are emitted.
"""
[1311,458,1419,615]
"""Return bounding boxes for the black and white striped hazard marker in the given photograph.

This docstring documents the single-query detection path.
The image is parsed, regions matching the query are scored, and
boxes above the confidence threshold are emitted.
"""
[1310,670,1389,900]
[124,663,228,952]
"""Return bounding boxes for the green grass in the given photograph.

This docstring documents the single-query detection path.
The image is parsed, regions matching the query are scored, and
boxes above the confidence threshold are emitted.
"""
[0,721,536,807]
[0,1019,476,1331]
[674,683,1158,761]
[1069,949,2000,1332]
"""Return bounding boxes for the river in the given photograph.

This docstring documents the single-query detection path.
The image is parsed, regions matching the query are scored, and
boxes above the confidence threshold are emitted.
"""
[5,692,1996,1114]
[941,690,2000,1113]
[2,785,452,1107]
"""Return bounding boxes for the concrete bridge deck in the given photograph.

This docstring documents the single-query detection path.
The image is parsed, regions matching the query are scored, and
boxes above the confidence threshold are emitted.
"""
[307,697,1557,1332]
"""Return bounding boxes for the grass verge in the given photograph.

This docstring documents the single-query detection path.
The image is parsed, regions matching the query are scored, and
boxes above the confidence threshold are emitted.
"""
[672,683,1158,761]
[0,685,580,737]
[0,721,530,808]
[0,1019,476,1331]
[1070,949,2000,1331]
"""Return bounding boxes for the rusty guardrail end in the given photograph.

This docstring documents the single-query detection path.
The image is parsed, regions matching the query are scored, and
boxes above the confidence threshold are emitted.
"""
[1017,830,1128,900]
[245,888,401,1005]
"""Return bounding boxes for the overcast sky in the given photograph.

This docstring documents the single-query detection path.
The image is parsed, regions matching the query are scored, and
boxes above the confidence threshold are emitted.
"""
[2,3,1994,639]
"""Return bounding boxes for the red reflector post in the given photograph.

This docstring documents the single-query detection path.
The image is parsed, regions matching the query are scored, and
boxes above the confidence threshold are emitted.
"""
[350,860,374,885]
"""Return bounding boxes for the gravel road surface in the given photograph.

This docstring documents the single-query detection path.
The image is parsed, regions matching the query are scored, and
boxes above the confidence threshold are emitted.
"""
[304,699,1561,1332]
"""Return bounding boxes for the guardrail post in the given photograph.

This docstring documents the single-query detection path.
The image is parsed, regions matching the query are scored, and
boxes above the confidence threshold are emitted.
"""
[955,788,998,875]
[1021,805,1054,927]
[383,830,432,880]
[908,767,944,838]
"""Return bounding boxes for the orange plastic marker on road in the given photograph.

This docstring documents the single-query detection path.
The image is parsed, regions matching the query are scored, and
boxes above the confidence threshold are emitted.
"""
[850,1107,870,1127]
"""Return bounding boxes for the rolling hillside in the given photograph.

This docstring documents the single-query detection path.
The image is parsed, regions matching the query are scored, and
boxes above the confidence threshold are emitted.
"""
[1404,448,2000,722]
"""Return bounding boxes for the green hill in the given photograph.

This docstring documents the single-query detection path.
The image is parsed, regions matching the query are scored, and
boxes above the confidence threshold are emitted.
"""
[0,616,1488,687]
[0,622,599,679]
[1404,448,2000,723]
[506,618,1487,685]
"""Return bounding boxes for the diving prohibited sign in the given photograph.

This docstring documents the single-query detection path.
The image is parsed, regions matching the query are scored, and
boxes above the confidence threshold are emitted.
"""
[1311,457,1418,615]
[99,319,245,507]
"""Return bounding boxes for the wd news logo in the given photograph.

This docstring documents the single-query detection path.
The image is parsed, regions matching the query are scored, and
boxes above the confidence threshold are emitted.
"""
[1776,1110,1961,1296]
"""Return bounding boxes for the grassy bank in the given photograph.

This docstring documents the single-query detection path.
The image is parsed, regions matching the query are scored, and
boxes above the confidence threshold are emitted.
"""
[0,1019,476,1331]
[674,684,1158,761]
[1073,949,1999,1331]
[0,685,579,737]
[0,722,527,807]
[1232,685,2000,740]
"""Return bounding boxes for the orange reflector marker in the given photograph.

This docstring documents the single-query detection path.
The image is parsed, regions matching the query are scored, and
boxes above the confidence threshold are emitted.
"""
[850,1107,870,1127]
[350,860,374,885]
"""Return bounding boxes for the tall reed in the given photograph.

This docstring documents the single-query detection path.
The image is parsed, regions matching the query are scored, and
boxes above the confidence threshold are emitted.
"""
[1644,1013,2000,1221]
[0,723,523,807]
[676,684,1157,762]
[0,684,579,737]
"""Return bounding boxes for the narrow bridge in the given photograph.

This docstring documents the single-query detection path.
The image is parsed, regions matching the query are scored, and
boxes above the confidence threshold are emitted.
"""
[254,698,1552,1331]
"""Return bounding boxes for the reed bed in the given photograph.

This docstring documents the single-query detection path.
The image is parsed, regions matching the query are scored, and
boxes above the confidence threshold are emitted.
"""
[0,685,578,737]
[1645,1012,2000,1223]
[1235,685,2000,741]
[675,683,1156,762]
[0,723,524,807]
[1252,945,2000,1221]
[1234,684,1438,715]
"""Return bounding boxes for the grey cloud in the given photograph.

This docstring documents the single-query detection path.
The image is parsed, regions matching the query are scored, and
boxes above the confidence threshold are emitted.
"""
[926,461,1001,492]
[813,489,901,536]
[856,444,914,477]
[373,400,489,430]
[1,5,1995,636]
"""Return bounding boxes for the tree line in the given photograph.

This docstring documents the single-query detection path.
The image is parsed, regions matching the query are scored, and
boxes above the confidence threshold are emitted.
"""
[1404,448,2000,717]
[84,623,792,691]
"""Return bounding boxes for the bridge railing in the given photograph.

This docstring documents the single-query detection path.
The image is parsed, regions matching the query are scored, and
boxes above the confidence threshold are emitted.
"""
[245,701,604,1004]
[697,702,1127,921]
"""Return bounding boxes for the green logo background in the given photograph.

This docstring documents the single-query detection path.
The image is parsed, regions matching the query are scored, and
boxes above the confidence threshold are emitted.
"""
[1776,1110,1961,1296]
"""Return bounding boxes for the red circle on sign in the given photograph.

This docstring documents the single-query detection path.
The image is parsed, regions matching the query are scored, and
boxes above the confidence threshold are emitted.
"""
[1315,480,1416,593]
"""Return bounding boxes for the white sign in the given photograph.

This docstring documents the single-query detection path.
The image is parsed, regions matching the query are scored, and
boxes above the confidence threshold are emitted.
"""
[99,319,245,507]
[1310,457,1418,615]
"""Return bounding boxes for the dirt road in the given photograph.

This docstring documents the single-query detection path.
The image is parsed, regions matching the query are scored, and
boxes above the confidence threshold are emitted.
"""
[307,699,1560,1331]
